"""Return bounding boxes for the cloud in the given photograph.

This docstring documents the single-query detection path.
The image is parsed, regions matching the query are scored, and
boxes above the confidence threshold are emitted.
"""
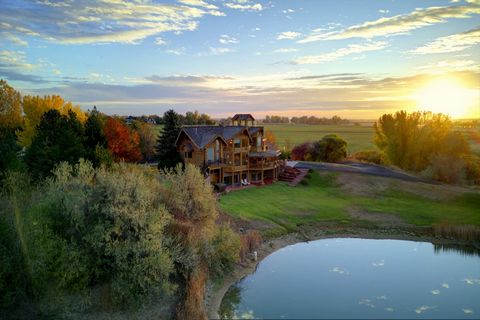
[376,295,387,300]
[154,37,167,45]
[292,41,387,64]
[166,48,186,55]
[2,32,28,46]
[330,267,350,275]
[208,47,234,55]
[0,0,224,45]
[463,277,480,285]
[359,299,375,308]
[283,9,295,14]
[385,307,394,312]
[219,34,239,44]
[274,48,298,53]
[298,3,480,43]
[417,59,478,72]
[379,9,390,14]
[441,283,450,289]
[372,259,385,267]
[463,309,474,314]
[415,305,436,314]
[411,27,480,54]
[177,0,218,10]
[20,70,479,119]
[431,289,441,295]
[277,31,301,40]
[224,1,263,11]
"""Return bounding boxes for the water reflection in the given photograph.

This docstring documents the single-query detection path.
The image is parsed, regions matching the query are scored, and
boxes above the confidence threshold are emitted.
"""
[433,243,480,257]
[220,238,480,319]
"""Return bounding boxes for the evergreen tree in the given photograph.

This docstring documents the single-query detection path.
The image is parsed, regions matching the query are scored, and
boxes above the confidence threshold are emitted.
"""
[156,109,182,170]
[26,109,86,180]
[84,106,109,166]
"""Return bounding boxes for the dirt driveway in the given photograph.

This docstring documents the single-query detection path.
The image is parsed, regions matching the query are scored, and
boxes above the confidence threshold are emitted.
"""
[289,160,438,184]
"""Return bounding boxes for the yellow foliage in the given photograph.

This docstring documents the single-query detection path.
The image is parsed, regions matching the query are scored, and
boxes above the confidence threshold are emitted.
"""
[18,95,87,146]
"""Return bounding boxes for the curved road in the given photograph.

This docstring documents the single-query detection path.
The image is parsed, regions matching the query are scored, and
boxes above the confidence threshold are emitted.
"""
[289,160,438,184]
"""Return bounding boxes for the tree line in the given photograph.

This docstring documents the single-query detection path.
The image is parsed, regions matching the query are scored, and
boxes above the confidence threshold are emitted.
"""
[263,114,350,125]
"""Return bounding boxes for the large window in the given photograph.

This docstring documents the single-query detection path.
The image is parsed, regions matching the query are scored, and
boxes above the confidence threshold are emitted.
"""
[207,147,214,161]
[257,136,261,147]
[234,139,241,148]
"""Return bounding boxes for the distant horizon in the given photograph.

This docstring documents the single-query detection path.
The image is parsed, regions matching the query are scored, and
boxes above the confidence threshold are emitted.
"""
[1,0,479,119]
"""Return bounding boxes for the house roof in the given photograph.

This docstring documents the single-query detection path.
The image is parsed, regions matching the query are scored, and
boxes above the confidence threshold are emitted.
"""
[177,125,263,149]
[232,114,255,121]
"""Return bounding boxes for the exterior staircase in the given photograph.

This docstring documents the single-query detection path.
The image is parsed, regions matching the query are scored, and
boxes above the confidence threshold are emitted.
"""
[279,166,309,186]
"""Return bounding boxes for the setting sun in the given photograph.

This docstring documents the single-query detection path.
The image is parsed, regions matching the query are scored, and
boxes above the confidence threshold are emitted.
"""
[412,78,479,118]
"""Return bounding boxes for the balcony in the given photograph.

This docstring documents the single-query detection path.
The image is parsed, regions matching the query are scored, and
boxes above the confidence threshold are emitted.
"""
[206,159,226,168]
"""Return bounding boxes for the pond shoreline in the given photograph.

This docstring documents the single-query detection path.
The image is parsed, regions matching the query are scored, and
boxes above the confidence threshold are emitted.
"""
[205,226,480,319]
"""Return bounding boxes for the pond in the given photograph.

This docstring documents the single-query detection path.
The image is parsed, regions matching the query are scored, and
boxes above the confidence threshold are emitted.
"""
[220,238,480,319]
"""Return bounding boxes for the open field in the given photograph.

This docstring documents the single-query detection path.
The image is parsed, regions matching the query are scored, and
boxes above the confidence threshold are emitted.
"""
[218,171,480,238]
[263,124,375,154]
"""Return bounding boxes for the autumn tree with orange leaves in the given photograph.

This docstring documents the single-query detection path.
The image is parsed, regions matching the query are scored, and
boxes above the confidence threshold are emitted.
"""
[104,117,142,162]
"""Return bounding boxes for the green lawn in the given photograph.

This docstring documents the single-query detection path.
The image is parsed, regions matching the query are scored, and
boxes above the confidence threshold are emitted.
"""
[263,124,375,154]
[218,171,480,237]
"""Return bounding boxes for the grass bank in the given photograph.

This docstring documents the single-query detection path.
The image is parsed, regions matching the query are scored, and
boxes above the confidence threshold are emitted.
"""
[218,170,480,238]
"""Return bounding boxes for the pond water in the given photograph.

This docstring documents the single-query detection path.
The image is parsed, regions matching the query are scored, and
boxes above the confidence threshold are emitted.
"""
[220,238,480,319]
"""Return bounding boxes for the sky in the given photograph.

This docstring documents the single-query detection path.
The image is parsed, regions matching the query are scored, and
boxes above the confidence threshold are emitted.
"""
[1,0,479,119]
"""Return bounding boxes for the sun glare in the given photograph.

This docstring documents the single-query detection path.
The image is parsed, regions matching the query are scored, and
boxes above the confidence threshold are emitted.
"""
[412,78,479,118]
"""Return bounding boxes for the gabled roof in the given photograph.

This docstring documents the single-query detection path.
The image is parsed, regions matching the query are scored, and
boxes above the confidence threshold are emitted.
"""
[232,114,255,121]
[176,125,263,150]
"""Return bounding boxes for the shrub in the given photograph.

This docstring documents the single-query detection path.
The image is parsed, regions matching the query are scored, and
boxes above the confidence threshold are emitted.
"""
[308,134,347,163]
[353,150,384,164]
[422,154,465,184]
[291,142,311,161]
[24,160,174,313]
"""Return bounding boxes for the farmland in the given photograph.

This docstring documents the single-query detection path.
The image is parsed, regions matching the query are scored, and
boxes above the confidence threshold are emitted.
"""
[263,124,375,154]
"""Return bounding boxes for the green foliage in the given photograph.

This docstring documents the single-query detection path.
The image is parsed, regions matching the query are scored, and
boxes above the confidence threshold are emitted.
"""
[84,106,108,166]
[163,164,217,225]
[0,127,23,176]
[308,134,348,163]
[25,109,86,180]
[0,161,175,316]
[156,109,182,169]
[207,225,241,278]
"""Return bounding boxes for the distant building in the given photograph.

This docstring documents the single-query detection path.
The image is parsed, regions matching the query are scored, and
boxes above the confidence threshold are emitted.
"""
[175,114,282,185]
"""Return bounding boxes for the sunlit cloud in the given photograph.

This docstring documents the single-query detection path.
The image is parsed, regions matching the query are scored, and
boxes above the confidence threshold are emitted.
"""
[0,0,223,45]
[177,0,218,10]
[292,41,387,64]
[441,283,450,289]
[277,31,302,40]
[463,309,475,314]
[415,305,436,314]
[298,3,480,43]
[417,59,478,72]
[431,289,441,295]
[411,27,480,54]
[224,1,263,12]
